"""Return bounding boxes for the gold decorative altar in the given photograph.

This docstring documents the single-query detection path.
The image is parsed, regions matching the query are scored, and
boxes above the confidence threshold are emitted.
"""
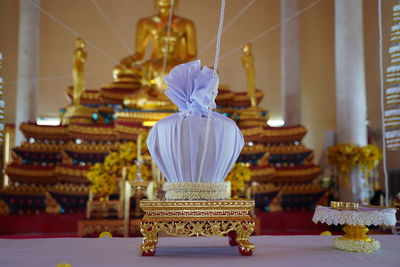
[140,199,255,256]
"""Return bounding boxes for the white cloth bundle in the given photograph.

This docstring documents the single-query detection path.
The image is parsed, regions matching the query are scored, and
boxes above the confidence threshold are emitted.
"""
[146,60,244,183]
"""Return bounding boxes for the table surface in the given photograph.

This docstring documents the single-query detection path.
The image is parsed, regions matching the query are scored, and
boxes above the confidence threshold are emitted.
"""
[1,235,399,267]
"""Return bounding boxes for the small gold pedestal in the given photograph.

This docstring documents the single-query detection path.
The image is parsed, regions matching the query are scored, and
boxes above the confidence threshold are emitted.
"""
[333,224,380,252]
[139,199,255,256]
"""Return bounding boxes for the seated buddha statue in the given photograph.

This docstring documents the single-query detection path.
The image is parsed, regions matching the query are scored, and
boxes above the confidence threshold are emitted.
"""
[116,0,197,110]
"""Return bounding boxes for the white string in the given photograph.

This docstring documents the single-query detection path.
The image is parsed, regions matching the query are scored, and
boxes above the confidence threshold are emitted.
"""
[378,0,389,207]
[161,0,175,76]
[198,0,256,57]
[219,0,323,62]
[25,0,118,64]
[91,0,132,54]
[197,0,226,182]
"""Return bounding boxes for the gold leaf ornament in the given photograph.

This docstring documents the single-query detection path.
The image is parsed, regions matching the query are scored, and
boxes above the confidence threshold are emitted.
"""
[99,231,112,238]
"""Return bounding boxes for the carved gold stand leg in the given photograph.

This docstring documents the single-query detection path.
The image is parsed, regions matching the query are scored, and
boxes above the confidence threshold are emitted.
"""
[235,222,255,256]
[228,231,238,246]
[333,224,380,252]
[140,222,159,256]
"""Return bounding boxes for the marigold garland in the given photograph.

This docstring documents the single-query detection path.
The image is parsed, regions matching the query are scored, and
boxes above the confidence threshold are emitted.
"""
[327,144,382,186]
[87,133,151,199]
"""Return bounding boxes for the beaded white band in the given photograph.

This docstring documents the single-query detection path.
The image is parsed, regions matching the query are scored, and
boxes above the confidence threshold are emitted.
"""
[163,182,228,200]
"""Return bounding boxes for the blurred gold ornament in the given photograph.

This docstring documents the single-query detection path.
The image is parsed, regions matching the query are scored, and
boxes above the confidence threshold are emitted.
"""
[72,37,87,105]
[320,231,332,236]
[241,43,256,108]
[99,231,112,238]
[62,37,95,125]
[330,201,359,210]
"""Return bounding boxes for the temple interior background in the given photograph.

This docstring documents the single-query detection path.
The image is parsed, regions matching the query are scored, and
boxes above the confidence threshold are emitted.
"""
[1,0,398,160]
[0,0,399,238]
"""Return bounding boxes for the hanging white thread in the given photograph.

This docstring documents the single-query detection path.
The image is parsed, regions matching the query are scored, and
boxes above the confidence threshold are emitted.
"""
[378,0,389,207]
[197,0,226,182]
[161,0,175,76]
[91,0,132,54]
[25,0,118,64]
[198,0,256,57]
[219,0,323,62]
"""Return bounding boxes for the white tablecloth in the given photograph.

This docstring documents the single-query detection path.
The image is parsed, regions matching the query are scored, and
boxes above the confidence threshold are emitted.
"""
[0,235,399,267]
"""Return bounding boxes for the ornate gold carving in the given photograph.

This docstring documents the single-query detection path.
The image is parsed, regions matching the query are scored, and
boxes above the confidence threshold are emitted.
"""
[280,183,325,194]
[266,144,311,155]
[140,199,255,256]
[16,143,63,152]
[54,166,88,178]
[140,220,255,256]
[140,199,255,211]
[45,192,61,214]
[64,142,118,153]
[20,123,69,140]
[273,166,321,182]
[5,165,55,178]
[115,111,173,121]
[241,143,267,154]
[0,199,9,215]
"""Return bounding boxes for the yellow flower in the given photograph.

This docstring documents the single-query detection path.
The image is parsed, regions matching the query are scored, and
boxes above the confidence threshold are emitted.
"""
[86,136,153,199]
[225,163,251,195]
[328,144,381,186]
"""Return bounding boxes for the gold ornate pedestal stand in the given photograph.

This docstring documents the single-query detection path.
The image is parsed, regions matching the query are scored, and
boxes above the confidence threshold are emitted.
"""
[313,203,397,253]
[333,224,380,252]
[139,199,255,256]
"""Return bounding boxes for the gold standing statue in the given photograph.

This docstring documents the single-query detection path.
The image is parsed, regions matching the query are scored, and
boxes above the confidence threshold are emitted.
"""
[72,38,87,105]
[241,43,257,108]
[236,43,267,127]
[62,37,94,124]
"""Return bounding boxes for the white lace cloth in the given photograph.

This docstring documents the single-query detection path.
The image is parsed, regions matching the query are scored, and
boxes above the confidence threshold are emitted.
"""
[312,205,397,226]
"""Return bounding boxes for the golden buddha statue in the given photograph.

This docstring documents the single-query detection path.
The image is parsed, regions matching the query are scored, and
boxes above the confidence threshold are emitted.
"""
[241,43,256,108]
[61,37,95,124]
[72,37,87,105]
[120,0,198,110]
[120,0,197,68]
[237,43,268,127]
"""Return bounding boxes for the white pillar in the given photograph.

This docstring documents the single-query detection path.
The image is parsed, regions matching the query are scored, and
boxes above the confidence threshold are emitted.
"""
[281,0,301,126]
[335,0,368,203]
[15,0,40,145]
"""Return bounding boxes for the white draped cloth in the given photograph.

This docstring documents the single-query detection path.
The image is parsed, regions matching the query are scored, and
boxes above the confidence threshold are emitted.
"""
[147,60,244,183]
